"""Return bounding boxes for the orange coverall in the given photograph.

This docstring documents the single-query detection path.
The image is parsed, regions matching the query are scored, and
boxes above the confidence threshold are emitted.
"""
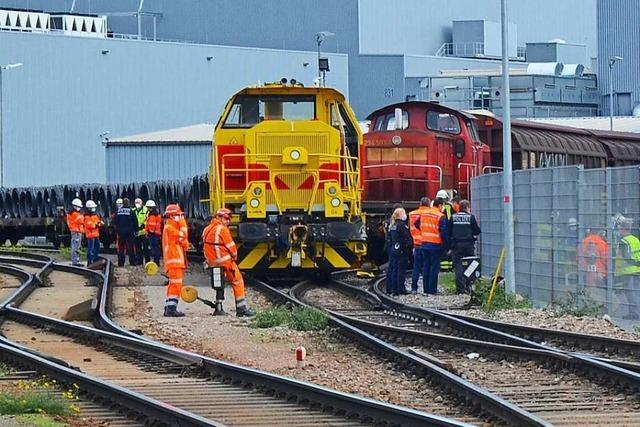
[162,218,188,311]
[202,218,247,311]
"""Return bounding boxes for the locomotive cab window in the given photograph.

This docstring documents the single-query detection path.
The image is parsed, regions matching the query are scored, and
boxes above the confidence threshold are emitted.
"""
[373,111,408,131]
[223,95,316,128]
[426,111,460,134]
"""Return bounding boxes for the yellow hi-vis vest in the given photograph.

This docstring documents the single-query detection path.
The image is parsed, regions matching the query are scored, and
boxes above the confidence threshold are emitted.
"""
[615,234,640,277]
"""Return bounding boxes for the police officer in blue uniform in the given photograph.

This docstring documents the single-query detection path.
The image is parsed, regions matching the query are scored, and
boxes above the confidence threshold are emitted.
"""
[450,200,481,294]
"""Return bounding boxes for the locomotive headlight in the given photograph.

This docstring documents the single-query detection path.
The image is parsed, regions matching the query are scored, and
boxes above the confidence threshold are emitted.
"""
[327,186,337,196]
[330,198,341,207]
[250,198,260,208]
[290,150,301,160]
[253,186,263,196]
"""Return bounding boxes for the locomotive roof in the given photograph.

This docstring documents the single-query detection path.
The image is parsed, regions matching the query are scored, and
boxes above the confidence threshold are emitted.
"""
[232,84,346,100]
[366,101,477,121]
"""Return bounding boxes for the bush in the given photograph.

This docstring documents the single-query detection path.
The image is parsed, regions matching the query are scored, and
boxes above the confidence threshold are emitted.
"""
[0,392,69,416]
[251,306,290,328]
[250,305,328,331]
[288,306,328,331]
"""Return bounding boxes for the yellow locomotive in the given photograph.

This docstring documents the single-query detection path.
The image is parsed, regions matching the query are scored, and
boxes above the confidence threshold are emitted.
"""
[209,79,366,271]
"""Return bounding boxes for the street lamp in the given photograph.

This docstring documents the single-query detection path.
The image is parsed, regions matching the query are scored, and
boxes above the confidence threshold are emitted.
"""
[0,62,23,188]
[609,55,623,131]
[314,31,335,86]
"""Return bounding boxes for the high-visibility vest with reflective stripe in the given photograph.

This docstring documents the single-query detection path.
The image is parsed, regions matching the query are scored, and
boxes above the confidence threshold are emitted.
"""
[145,213,162,236]
[409,207,429,247]
[420,207,444,245]
[615,234,640,276]
[134,207,149,236]
[202,218,237,267]
[84,213,101,239]
[162,219,186,271]
[67,211,84,233]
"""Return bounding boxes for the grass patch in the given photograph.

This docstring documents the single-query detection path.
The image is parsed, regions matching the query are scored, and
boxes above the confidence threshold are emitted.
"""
[288,306,328,331]
[549,290,604,318]
[471,278,531,312]
[251,305,328,331]
[438,272,456,295]
[16,414,67,427]
[0,363,11,377]
[0,392,69,416]
[251,306,290,328]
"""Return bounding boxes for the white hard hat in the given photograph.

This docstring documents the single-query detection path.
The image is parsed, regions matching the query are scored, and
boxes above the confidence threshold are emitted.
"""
[436,189,449,201]
[86,200,97,209]
[568,217,578,227]
[145,200,156,208]
[115,198,123,205]
[71,198,83,208]
[617,215,634,226]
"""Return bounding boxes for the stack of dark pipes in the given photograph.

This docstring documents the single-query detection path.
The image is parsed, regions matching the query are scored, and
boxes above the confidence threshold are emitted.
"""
[0,175,210,220]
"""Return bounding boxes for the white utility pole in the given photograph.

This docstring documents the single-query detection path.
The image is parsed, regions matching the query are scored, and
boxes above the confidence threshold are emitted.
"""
[500,0,516,294]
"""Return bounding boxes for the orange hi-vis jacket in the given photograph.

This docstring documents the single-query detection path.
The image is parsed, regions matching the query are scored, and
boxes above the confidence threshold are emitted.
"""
[145,213,162,236]
[578,234,608,274]
[408,206,430,247]
[66,211,84,234]
[202,218,237,268]
[419,207,444,245]
[162,219,187,272]
[179,218,189,251]
[84,213,101,239]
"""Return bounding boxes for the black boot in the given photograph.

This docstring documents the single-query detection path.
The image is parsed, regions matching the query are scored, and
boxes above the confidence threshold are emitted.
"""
[164,306,185,317]
[236,306,255,317]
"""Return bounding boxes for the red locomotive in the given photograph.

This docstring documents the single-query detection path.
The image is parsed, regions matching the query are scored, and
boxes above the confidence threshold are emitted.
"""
[362,101,489,206]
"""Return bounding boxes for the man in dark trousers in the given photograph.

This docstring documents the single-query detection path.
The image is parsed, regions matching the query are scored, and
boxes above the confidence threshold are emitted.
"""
[450,200,481,294]
[114,198,138,267]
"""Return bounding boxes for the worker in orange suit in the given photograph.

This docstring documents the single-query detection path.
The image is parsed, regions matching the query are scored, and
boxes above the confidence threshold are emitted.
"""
[202,208,254,317]
[578,230,608,290]
[162,204,188,317]
[144,200,162,265]
[84,200,103,265]
[66,198,84,267]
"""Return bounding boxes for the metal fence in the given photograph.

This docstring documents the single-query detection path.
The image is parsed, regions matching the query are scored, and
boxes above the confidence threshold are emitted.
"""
[472,165,640,323]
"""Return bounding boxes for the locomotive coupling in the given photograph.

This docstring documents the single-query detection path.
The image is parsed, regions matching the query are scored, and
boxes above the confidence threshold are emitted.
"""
[288,224,309,267]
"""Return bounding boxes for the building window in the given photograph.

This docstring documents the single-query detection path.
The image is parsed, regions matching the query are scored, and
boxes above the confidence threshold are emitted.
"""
[426,111,460,134]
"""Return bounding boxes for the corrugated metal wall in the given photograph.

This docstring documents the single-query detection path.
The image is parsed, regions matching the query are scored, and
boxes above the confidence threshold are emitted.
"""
[598,0,640,114]
[105,143,210,183]
[0,31,348,187]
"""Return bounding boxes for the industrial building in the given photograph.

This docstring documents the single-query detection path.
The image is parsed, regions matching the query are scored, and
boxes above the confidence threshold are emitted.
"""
[0,0,600,186]
[598,0,640,116]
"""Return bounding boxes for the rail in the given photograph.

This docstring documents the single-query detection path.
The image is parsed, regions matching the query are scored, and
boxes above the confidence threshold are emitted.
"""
[457,162,478,197]
[246,275,551,426]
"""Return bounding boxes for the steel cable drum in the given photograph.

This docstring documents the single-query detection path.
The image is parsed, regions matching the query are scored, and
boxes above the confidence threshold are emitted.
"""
[146,181,157,205]
[5,191,14,218]
[34,189,44,217]
[199,175,210,219]
[0,189,6,218]
[96,186,107,217]
[139,182,150,203]
[157,181,167,211]
[178,180,191,218]
[11,189,20,218]
[190,176,199,218]
[43,188,52,217]
[22,189,33,218]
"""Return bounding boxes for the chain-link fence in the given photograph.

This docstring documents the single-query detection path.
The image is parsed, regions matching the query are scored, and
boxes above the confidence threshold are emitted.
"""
[472,165,640,324]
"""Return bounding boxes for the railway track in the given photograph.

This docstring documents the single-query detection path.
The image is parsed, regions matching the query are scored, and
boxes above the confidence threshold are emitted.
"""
[0,252,465,426]
[258,276,640,427]
[361,274,640,374]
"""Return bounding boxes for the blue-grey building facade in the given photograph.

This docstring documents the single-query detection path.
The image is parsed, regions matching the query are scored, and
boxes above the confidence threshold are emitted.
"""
[0,0,599,186]
[598,0,640,116]
[0,30,348,187]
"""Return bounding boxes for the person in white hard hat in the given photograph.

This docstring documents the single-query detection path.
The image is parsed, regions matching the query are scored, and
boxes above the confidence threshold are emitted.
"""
[66,198,84,267]
[144,200,162,265]
[133,197,150,265]
[84,200,104,264]
[614,215,640,320]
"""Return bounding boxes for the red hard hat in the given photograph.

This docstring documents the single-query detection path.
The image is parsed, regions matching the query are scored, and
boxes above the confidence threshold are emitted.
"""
[216,208,232,219]
[164,204,183,217]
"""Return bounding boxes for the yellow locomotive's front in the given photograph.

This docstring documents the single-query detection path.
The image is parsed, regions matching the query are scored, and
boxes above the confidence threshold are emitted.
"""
[210,81,366,271]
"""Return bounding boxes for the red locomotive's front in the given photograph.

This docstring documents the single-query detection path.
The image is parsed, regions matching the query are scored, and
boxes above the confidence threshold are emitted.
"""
[362,101,487,206]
